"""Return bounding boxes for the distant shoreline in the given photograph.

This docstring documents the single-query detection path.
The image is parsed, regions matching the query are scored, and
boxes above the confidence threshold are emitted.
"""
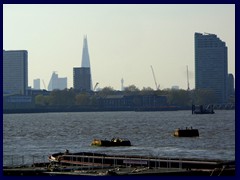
[3,106,189,114]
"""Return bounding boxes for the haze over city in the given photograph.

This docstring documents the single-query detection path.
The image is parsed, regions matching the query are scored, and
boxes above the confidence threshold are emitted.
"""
[3,4,235,90]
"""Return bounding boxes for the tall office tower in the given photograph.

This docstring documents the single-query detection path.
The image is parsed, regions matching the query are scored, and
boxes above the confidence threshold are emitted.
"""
[73,67,91,91]
[3,50,28,95]
[82,35,92,90]
[48,71,67,91]
[194,32,228,103]
[73,35,92,91]
[33,79,41,89]
[227,73,234,98]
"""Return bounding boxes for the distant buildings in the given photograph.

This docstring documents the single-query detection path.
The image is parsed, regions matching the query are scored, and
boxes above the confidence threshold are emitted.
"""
[33,79,41,90]
[73,35,92,91]
[121,78,124,91]
[171,86,179,90]
[48,71,67,91]
[3,50,28,95]
[73,67,91,91]
[194,33,228,104]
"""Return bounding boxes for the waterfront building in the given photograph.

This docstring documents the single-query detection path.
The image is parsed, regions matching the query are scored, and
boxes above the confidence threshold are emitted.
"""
[48,72,67,91]
[33,79,41,90]
[73,35,92,91]
[73,67,91,91]
[227,73,234,98]
[3,95,34,110]
[194,33,228,104]
[3,50,28,95]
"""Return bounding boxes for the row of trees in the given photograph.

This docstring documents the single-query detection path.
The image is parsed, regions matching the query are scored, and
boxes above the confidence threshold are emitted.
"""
[35,85,224,108]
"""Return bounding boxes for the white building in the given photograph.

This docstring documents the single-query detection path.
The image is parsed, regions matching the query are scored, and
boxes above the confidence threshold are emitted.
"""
[48,72,67,91]
[3,50,28,95]
[33,79,41,90]
[171,86,179,90]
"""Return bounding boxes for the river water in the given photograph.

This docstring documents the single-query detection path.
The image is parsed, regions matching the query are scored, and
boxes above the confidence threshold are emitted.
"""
[3,110,235,165]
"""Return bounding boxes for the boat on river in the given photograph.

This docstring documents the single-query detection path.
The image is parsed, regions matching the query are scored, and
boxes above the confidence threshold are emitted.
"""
[91,137,131,147]
[192,104,214,114]
[173,127,199,137]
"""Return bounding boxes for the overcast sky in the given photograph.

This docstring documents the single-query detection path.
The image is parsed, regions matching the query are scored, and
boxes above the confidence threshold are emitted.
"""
[3,4,235,90]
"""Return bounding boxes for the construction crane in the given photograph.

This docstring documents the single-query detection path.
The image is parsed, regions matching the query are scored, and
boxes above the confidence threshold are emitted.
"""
[42,79,46,90]
[150,65,160,90]
[186,65,190,91]
[93,82,99,91]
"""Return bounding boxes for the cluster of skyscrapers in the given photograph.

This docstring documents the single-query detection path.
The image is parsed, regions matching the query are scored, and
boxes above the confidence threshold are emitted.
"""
[3,33,235,104]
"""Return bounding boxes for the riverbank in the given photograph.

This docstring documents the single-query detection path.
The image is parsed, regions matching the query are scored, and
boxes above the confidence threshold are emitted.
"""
[3,106,185,114]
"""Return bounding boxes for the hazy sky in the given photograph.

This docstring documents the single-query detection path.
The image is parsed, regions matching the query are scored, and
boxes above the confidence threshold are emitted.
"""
[3,4,235,90]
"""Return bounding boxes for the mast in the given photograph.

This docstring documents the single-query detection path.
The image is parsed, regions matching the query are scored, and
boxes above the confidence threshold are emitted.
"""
[187,65,190,91]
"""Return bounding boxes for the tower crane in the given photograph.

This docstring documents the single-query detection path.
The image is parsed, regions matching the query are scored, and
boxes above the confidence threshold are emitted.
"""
[42,79,46,90]
[186,65,190,91]
[150,65,160,90]
[93,82,99,91]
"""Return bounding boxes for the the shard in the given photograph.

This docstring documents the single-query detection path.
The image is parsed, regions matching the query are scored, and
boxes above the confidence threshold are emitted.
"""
[81,35,91,68]
[73,35,92,91]
[81,35,92,90]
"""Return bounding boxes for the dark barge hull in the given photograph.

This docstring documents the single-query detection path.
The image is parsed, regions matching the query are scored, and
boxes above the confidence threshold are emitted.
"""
[173,129,199,137]
[91,138,131,147]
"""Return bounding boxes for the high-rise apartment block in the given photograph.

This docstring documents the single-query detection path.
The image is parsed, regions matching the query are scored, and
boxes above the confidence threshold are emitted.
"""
[3,50,28,95]
[194,32,228,103]
[73,35,92,91]
[227,73,234,97]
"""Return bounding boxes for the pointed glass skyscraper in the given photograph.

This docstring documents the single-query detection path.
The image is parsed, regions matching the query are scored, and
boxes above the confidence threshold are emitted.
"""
[81,35,91,68]
[73,35,93,91]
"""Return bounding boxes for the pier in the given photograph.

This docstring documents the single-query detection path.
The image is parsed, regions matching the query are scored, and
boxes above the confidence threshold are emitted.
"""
[3,153,235,176]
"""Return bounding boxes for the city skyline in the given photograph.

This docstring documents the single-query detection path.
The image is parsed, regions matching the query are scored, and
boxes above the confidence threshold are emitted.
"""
[3,4,235,90]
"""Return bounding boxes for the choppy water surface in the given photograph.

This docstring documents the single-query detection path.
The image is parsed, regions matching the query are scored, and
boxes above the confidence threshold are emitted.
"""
[3,110,235,165]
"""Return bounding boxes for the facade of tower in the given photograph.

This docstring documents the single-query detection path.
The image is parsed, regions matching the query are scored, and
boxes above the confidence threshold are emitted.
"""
[194,33,228,104]
[48,72,67,91]
[33,79,41,90]
[73,36,92,91]
[73,67,91,91]
[3,50,28,95]
[227,73,234,98]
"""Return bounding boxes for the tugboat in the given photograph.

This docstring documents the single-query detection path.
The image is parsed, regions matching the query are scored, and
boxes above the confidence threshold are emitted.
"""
[91,137,131,147]
[173,127,199,137]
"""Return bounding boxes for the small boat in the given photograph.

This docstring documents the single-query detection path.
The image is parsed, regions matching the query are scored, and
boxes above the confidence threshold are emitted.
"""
[192,104,214,114]
[91,138,131,147]
[173,127,199,137]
